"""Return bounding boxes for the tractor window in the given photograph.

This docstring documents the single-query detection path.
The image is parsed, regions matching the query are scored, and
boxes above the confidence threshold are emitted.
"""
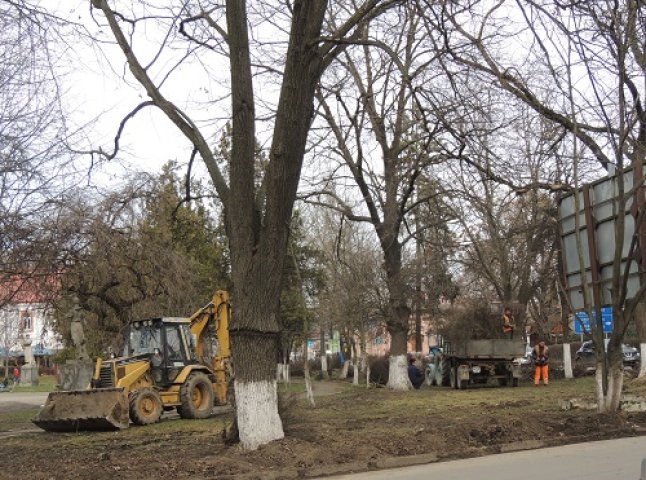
[181,324,197,361]
[127,323,162,356]
[165,325,185,363]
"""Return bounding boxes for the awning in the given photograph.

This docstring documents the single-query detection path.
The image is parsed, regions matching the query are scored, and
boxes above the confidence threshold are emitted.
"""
[32,346,53,356]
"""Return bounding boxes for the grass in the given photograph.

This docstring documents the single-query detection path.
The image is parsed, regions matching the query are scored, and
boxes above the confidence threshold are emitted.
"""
[300,376,603,422]
[0,408,40,432]
[3,375,646,480]
[1,376,644,442]
[8,374,58,393]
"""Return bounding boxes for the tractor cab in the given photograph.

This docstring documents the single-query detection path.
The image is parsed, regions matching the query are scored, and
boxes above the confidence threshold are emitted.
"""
[123,317,198,386]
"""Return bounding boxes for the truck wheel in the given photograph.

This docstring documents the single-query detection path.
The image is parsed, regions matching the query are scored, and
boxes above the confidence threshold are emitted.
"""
[129,388,163,425]
[178,372,214,419]
[456,371,466,390]
[451,365,467,389]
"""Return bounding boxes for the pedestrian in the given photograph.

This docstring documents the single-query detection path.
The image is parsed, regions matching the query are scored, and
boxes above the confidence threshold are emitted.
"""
[532,340,549,386]
[11,365,20,391]
[408,356,424,390]
[502,307,516,339]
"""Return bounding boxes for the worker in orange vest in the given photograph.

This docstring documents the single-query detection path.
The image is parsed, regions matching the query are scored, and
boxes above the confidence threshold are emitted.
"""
[502,308,516,339]
[532,341,549,386]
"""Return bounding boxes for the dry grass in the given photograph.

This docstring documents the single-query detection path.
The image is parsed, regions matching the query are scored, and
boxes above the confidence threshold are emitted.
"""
[2,376,646,480]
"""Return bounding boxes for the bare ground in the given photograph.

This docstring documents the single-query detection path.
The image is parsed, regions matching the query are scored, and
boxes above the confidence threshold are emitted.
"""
[3,376,646,480]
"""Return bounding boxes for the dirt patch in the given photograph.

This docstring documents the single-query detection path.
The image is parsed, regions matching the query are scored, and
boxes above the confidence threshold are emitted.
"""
[3,377,646,479]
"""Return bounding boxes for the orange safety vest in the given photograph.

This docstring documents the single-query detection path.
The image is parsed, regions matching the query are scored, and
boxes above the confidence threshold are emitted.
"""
[502,314,515,333]
[533,344,549,365]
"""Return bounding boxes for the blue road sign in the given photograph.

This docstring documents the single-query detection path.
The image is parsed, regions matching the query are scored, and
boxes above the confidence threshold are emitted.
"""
[574,307,613,334]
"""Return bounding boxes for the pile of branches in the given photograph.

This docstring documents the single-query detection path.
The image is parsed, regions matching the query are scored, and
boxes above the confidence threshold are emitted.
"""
[439,301,503,341]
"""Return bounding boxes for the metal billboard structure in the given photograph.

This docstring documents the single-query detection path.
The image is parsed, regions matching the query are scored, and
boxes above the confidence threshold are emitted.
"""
[559,167,646,327]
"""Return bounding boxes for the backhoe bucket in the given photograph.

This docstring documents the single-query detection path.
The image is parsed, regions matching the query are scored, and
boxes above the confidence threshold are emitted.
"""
[33,388,130,432]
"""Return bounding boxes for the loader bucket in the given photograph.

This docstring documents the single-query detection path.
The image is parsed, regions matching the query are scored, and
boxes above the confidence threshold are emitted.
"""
[32,388,130,432]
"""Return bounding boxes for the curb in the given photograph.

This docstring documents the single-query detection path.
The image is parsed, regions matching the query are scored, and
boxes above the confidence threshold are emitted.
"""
[261,432,646,479]
[499,439,544,453]
[369,453,439,470]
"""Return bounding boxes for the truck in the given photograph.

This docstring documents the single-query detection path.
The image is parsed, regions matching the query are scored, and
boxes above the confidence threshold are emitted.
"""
[33,291,231,432]
[426,338,526,389]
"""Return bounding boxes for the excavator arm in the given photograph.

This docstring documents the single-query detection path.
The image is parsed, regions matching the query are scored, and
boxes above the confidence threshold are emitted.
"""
[188,290,231,405]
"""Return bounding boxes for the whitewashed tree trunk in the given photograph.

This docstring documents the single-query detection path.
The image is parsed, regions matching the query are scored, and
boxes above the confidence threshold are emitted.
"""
[366,364,371,388]
[639,343,646,377]
[353,364,359,385]
[321,353,328,379]
[276,363,283,382]
[595,362,624,412]
[304,373,315,407]
[387,355,411,390]
[235,380,284,450]
[563,343,573,379]
[302,334,315,407]
[595,366,604,409]
[340,360,350,379]
[284,363,290,383]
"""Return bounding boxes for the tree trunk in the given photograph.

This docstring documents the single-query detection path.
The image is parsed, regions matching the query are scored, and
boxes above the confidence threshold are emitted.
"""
[595,343,624,412]
[414,225,423,352]
[352,340,359,385]
[387,328,411,390]
[319,324,329,379]
[383,237,411,391]
[360,329,367,372]
[340,360,350,379]
[563,343,573,379]
[303,318,315,407]
[231,333,284,450]
[635,302,646,377]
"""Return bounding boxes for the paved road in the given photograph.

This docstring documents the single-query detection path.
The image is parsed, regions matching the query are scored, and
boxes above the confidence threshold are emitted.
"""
[0,391,49,412]
[326,436,646,480]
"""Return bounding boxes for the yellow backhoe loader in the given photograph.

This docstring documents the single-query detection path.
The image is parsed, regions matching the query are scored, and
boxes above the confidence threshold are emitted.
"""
[33,291,231,432]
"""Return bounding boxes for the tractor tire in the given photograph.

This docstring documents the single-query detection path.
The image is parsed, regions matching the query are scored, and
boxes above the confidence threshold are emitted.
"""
[129,388,163,425]
[498,369,511,387]
[439,358,451,386]
[425,365,436,386]
[177,372,214,419]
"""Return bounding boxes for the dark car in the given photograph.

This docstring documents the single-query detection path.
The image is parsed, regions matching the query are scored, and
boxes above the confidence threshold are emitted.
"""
[574,341,640,371]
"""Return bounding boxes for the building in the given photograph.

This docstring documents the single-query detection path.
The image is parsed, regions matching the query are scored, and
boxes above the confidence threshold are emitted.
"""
[0,275,63,370]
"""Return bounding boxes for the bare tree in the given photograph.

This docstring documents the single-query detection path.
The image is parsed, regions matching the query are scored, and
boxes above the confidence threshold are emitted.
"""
[0,1,78,309]
[312,209,387,384]
[420,0,646,410]
[311,4,452,389]
[87,0,400,448]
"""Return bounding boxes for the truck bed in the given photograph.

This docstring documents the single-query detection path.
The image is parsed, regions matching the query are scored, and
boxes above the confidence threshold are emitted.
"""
[444,339,526,359]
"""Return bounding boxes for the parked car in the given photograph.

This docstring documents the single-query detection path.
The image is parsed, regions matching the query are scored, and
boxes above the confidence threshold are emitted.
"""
[574,341,640,371]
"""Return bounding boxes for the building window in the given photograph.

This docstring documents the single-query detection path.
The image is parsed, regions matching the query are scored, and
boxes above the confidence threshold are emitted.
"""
[20,310,32,331]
